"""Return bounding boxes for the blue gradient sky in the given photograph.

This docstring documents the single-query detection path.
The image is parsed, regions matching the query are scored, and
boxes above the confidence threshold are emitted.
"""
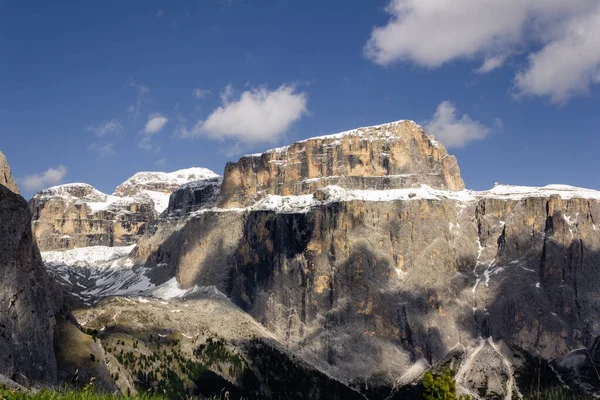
[1,0,599,198]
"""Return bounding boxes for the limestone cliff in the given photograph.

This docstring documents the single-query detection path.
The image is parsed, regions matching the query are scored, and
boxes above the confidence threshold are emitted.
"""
[165,176,222,217]
[29,168,220,251]
[219,120,464,208]
[0,180,64,385]
[37,119,600,398]
[137,184,600,398]
[29,184,156,251]
[0,151,20,195]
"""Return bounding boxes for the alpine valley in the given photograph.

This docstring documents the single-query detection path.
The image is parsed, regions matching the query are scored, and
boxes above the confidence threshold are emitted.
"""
[1,120,600,399]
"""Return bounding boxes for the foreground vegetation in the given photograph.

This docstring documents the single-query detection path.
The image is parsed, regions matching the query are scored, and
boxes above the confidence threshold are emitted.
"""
[0,386,240,400]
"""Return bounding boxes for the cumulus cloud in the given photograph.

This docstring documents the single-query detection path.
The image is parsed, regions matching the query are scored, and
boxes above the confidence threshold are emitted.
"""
[425,101,492,148]
[88,143,116,158]
[179,84,308,144]
[144,114,168,135]
[192,88,212,99]
[515,8,600,102]
[86,119,122,137]
[19,165,68,192]
[365,0,600,102]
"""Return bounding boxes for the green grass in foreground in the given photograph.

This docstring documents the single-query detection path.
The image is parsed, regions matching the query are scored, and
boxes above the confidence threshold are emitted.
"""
[523,386,594,400]
[0,385,241,400]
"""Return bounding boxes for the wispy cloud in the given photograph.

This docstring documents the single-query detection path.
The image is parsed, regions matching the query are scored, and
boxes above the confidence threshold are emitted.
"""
[192,88,212,99]
[156,9,165,18]
[425,101,493,148]
[88,143,116,159]
[19,165,68,192]
[128,81,150,118]
[86,119,123,137]
[155,158,166,167]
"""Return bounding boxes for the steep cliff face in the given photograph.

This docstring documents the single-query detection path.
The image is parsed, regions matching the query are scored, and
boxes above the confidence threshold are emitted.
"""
[29,168,220,251]
[29,184,156,251]
[219,120,464,208]
[0,178,64,385]
[136,185,600,397]
[0,151,20,195]
[36,119,600,398]
[165,176,222,217]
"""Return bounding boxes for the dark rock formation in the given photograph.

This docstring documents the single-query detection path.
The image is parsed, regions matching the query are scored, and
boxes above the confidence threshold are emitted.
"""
[165,177,222,217]
[0,151,20,195]
[0,182,64,385]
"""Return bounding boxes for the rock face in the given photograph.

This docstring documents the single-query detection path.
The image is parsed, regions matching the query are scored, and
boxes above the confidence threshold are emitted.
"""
[219,120,464,208]
[130,119,600,398]
[29,168,220,251]
[0,179,64,385]
[114,168,219,214]
[165,177,222,217]
[0,151,20,195]
[29,184,156,251]
[38,120,600,398]
[137,184,600,397]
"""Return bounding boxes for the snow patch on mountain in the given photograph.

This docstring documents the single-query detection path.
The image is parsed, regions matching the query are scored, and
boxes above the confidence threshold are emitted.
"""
[114,168,219,195]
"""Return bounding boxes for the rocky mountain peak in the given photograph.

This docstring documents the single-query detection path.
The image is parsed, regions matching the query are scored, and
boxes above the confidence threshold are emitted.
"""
[219,119,464,207]
[113,167,219,197]
[0,151,20,195]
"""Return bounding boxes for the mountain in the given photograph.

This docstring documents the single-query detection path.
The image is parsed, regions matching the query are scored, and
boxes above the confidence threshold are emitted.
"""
[0,156,73,386]
[220,120,464,208]
[29,168,219,251]
[113,168,219,214]
[27,120,600,399]
[0,151,20,195]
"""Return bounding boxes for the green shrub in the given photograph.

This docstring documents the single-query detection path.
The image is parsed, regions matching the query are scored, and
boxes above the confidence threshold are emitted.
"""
[422,371,471,400]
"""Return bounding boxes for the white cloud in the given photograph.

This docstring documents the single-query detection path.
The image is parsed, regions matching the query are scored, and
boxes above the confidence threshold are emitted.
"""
[476,54,509,74]
[155,158,166,167]
[86,119,122,137]
[88,143,116,158]
[425,101,492,148]
[144,114,168,135]
[192,88,212,99]
[179,84,307,144]
[19,165,68,192]
[156,9,165,18]
[365,0,600,102]
[515,7,600,102]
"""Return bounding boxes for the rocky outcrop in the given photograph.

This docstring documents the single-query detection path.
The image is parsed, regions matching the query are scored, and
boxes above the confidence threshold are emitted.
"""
[219,120,464,208]
[30,168,220,251]
[29,184,156,251]
[0,182,65,385]
[113,168,219,214]
[165,177,222,217]
[114,168,218,197]
[0,151,20,195]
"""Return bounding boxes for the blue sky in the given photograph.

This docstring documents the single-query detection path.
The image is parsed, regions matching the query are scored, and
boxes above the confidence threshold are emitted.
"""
[1,0,600,198]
